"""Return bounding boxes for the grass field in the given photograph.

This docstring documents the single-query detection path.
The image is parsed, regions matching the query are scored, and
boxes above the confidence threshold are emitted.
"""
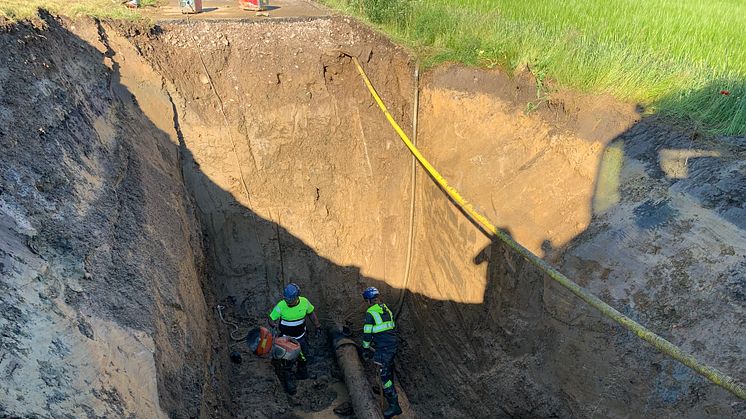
[2,0,743,134]
[321,0,746,135]
[0,0,163,21]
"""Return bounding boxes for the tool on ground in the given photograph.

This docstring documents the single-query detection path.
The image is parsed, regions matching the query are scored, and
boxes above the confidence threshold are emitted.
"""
[247,326,303,394]
[180,0,203,14]
[216,304,249,341]
[239,0,269,11]
[247,326,301,360]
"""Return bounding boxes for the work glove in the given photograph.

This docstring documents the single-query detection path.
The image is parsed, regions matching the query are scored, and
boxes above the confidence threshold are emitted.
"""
[362,347,374,361]
[269,326,279,337]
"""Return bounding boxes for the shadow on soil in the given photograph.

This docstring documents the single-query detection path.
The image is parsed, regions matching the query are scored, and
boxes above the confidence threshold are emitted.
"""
[3,11,744,419]
[171,79,746,418]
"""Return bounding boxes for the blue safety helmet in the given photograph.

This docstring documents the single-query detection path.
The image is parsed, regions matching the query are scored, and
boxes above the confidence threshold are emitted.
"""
[284,283,300,301]
[362,286,379,301]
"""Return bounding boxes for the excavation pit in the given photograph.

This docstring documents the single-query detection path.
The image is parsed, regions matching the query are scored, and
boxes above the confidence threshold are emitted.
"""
[1,13,744,419]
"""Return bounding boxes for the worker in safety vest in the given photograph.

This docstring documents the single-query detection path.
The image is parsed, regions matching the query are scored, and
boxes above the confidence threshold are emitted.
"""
[268,283,322,383]
[361,286,402,418]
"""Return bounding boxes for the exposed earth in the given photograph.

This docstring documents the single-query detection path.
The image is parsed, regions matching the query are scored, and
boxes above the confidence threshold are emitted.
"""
[0,3,744,419]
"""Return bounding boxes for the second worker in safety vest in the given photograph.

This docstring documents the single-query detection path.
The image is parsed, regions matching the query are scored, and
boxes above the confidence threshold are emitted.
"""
[361,286,402,418]
[268,283,321,388]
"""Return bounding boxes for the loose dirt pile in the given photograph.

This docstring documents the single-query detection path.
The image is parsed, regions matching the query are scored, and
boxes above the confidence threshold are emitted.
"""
[1,11,744,419]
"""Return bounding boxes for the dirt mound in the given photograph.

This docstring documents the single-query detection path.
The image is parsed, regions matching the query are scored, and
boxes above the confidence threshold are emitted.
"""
[1,11,744,419]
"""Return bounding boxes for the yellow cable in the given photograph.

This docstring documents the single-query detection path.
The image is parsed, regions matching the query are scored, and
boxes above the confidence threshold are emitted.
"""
[350,56,746,401]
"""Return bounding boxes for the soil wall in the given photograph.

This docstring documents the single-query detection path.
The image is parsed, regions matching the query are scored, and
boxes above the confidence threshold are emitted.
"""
[1,12,743,419]
[401,66,745,418]
[133,18,418,416]
[127,16,746,419]
[0,16,218,417]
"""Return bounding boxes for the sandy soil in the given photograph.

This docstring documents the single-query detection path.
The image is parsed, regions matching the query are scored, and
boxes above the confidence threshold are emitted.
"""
[1,9,744,419]
[0,14,218,418]
[407,65,746,418]
[132,17,417,417]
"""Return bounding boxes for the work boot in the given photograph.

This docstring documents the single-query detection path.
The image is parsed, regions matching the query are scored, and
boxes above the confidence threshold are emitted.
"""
[296,360,309,380]
[383,393,402,418]
[282,369,297,395]
[276,360,297,395]
[283,377,297,395]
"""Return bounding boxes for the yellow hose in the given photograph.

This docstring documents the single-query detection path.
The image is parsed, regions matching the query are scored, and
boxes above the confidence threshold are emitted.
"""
[350,56,746,401]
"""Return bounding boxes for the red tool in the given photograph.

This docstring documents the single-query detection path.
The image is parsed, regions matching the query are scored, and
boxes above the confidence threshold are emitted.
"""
[239,0,269,11]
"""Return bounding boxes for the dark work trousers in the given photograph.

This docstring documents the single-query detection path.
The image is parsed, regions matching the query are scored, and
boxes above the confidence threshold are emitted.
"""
[296,335,310,365]
[373,344,397,396]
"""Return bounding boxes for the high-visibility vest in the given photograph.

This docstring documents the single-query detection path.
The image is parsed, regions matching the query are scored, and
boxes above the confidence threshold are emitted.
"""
[362,303,395,348]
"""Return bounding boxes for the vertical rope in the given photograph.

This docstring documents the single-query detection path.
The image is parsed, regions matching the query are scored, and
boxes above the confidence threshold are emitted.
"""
[395,62,419,320]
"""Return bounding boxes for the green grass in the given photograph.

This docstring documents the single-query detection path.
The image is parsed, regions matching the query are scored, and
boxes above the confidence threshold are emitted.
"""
[320,0,746,135]
[0,0,145,21]
[141,0,169,7]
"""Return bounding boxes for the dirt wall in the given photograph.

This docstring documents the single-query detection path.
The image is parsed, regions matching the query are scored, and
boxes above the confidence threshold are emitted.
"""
[131,16,745,419]
[400,65,746,418]
[0,15,218,417]
[2,11,743,419]
[132,18,418,416]
[390,66,639,417]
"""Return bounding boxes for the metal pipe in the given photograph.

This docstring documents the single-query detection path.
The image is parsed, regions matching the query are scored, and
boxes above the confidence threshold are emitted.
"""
[329,326,384,419]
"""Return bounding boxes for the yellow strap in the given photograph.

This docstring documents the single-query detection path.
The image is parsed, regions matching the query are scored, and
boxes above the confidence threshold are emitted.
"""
[350,56,746,401]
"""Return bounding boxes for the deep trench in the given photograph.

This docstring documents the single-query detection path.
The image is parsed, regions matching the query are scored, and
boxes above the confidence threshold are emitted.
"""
[136,18,560,418]
[2,13,745,419]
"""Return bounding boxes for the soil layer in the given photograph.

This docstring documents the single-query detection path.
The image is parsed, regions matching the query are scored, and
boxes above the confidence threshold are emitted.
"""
[1,11,744,419]
[0,15,218,418]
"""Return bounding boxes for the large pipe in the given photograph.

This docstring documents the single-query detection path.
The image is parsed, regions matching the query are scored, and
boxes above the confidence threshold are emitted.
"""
[330,326,384,419]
